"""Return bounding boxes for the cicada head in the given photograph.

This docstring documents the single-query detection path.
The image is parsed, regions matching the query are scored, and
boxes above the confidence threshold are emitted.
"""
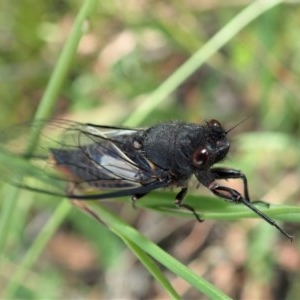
[192,119,230,169]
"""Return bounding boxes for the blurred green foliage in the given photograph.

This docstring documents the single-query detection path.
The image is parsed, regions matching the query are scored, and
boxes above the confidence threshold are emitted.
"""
[0,0,300,299]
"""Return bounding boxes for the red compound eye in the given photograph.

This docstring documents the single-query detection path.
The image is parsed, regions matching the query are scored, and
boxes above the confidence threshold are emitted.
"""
[192,147,208,167]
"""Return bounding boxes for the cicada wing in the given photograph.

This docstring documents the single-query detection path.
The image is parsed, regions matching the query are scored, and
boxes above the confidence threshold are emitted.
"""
[0,120,167,199]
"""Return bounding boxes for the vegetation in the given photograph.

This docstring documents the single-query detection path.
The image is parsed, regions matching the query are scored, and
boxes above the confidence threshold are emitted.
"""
[0,0,300,298]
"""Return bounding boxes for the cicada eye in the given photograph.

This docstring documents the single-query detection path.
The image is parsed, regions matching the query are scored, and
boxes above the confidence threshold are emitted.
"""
[192,147,208,167]
[208,119,221,128]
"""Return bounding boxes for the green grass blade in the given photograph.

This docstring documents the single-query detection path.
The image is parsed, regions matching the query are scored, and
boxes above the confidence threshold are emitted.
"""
[120,236,180,299]
[0,0,98,295]
[88,202,232,300]
[135,191,300,222]
[27,0,98,150]
[0,0,289,298]
[124,0,283,127]
[2,201,72,298]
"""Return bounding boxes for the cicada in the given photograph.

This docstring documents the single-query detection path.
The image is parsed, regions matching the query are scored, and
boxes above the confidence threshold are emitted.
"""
[0,119,292,240]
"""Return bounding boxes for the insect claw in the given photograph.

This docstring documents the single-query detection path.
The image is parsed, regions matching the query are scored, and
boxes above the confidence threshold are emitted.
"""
[252,200,270,208]
[174,199,204,222]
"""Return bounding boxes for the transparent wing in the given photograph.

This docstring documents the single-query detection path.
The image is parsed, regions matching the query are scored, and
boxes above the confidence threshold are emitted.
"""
[0,119,169,198]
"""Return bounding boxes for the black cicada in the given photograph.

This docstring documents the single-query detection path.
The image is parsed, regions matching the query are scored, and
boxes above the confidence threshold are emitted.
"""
[0,119,293,240]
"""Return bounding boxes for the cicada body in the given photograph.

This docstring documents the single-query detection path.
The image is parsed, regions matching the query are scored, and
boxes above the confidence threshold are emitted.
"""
[0,119,292,240]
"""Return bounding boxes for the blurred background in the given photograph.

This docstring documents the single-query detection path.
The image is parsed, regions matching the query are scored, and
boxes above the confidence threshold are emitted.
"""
[0,0,300,299]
